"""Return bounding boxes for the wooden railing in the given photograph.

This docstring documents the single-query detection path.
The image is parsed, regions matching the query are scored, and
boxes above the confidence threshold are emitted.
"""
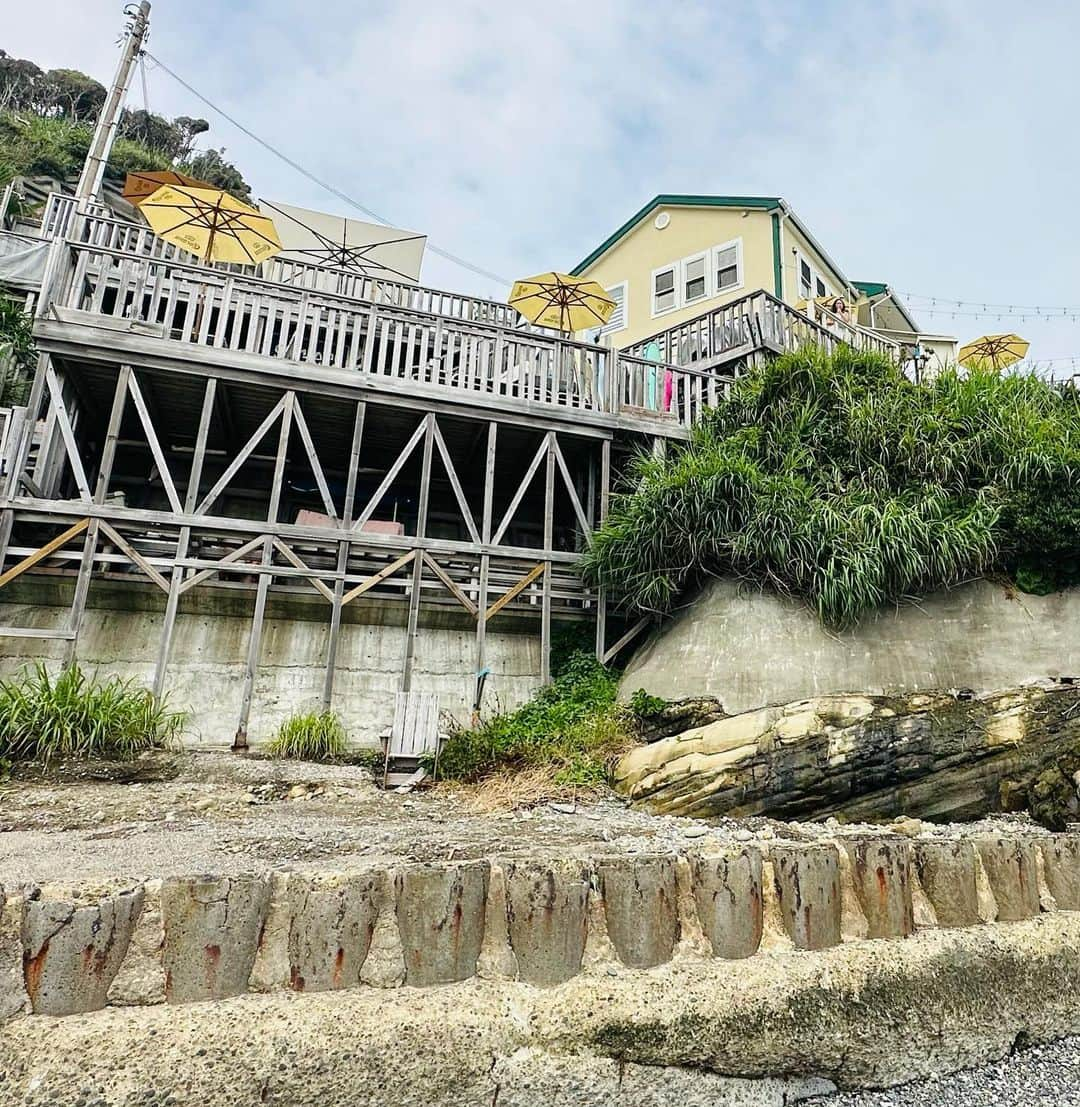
[40,193,543,333]
[47,240,718,430]
[627,289,900,369]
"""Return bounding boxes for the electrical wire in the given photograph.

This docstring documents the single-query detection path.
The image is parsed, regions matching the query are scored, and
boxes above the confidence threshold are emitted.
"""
[143,51,512,287]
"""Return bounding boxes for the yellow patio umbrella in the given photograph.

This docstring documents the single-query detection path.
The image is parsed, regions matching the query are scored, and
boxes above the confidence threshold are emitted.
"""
[958,333,1030,371]
[121,170,212,206]
[508,271,617,332]
[139,184,282,265]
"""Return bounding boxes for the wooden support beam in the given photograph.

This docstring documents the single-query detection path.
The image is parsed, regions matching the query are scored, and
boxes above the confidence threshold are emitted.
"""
[196,393,287,516]
[63,519,99,667]
[0,517,89,590]
[177,533,266,595]
[541,433,555,684]
[235,393,293,750]
[94,365,130,503]
[340,548,415,606]
[596,438,610,663]
[491,433,548,546]
[98,520,170,592]
[474,421,497,709]
[401,415,434,693]
[351,416,427,532]
[431,416,480,544]
[291,396,339,521]
[485,561,545,622]
[323,400,365,709]
[422,551,477,617]
[0,626,76,640]
[272,537,335,602]
[126,369,184,514]
[44,363,92,500]
[602,616,650,666]
[552,434,593,548]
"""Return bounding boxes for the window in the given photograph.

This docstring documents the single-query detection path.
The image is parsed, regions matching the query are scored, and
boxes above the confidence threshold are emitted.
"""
[650,237,743,317]
[683,254,707,303]
[798,257,813,299]
[714,242,740,291]
[600,282,626,334]
[815,276,827,298]
[653,265,676,314]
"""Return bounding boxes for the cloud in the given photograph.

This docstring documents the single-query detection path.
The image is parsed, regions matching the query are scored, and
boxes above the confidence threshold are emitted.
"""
[5,0,1080,365]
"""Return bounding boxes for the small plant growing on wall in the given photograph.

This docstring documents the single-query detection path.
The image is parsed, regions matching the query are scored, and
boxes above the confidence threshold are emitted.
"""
[268,710,348,762]
[0,663,185,764]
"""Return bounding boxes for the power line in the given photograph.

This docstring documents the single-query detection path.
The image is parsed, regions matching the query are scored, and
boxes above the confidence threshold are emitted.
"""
[143,51,512,287]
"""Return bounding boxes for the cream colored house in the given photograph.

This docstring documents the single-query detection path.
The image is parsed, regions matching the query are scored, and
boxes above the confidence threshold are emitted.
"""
[570,194,954,371]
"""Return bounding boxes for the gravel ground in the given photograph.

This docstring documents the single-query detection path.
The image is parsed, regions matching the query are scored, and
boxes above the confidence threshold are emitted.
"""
[0,750,1049,886]
[809,1036,1080,1106]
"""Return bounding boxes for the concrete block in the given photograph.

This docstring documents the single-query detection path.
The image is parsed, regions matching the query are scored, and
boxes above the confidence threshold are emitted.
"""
[108,879,165,1006]
[1040,835,1080,910]
[161,874,270,1002]
[770,844,841,951]
[596,855,679,969]
[0,887,30,1019]
[395,862,488,986]
[477,864,518,981]
[287,870,381,992]
[250,871,292,993]
[503,860,589,985]
[975,838,1040,921]
[913,840,980,928]
[21,885,144,1015]
[359,871,406,988]
[840,837,914,939]
[688,847,763,959]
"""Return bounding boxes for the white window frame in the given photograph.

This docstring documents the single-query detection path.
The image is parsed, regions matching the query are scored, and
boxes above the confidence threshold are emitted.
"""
[712,237,743,297]
[598,280,627,337]
[795,248,833,302]
[651,263,678,317]
[681,252,709,306]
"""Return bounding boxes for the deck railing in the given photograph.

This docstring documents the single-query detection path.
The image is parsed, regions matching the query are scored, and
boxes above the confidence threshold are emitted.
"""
[627,289,900,369]
[40,193,543,333]
[47,239,715,430]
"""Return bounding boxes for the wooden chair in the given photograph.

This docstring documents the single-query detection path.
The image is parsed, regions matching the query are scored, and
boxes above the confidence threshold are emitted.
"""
[383,691,441,789]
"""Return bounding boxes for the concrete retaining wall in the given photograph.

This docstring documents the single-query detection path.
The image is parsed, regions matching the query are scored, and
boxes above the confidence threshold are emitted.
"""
[3,831,1078,1019]
[621,578,1080,711]
[0,577,547,746]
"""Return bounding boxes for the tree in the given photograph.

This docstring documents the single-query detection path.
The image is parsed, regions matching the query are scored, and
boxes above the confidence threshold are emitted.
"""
[184,147,252,201]
[40,69,106,121]
[0,53,44,114]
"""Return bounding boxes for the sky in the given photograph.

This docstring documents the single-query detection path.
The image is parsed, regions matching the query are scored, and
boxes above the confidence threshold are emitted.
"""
[6,0,1080,370]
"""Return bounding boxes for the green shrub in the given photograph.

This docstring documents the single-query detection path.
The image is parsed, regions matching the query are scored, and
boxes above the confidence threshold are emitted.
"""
[583,347,1080,626]
[0,663,184,763]
[436,651,633,785]
[267,710,348,761]
[628,688,668,718]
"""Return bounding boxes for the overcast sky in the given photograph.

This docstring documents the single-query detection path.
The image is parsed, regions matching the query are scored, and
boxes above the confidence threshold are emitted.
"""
[6,1,1080,369]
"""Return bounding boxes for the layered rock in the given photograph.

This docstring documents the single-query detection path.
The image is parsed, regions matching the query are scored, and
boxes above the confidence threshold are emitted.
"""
[615,684,1080,822]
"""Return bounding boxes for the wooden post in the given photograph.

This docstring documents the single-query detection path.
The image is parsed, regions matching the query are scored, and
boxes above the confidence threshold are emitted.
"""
[63,518,99,668]
[234,391,293,750]
[400,414,434,693]
[94,365,130,503]
[474,421,497,713]
[541,432,555,684]
[154,377,216,699]
[596,438,611,663]
[322,400,365,709]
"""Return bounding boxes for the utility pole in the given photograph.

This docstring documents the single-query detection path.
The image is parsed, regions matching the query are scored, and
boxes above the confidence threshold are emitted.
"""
[74,2,151,207]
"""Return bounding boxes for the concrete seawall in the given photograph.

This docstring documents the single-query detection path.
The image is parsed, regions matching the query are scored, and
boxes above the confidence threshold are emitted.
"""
[0,576,548,746]
[3,830,1078,1019]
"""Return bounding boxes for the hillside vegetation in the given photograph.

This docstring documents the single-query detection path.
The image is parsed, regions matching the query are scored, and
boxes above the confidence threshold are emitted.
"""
[0,48,251,198]
[583,347,1080,626]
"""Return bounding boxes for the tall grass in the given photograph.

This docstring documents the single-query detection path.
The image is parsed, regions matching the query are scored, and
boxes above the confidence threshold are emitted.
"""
[582,347,1080,625]
[0,663,185,763]
[267,711,348,761]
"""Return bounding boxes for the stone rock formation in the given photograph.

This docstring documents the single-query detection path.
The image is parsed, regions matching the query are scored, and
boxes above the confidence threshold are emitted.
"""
[614,683,1080,823]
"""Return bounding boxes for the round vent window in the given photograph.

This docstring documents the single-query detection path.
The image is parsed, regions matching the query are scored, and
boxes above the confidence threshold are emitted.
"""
[654,211,670,230]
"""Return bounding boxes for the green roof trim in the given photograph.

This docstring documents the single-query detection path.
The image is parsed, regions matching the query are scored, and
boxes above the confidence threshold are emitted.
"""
[853,280,921,334]
[771,211,783,299]
[570,194,782,275]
